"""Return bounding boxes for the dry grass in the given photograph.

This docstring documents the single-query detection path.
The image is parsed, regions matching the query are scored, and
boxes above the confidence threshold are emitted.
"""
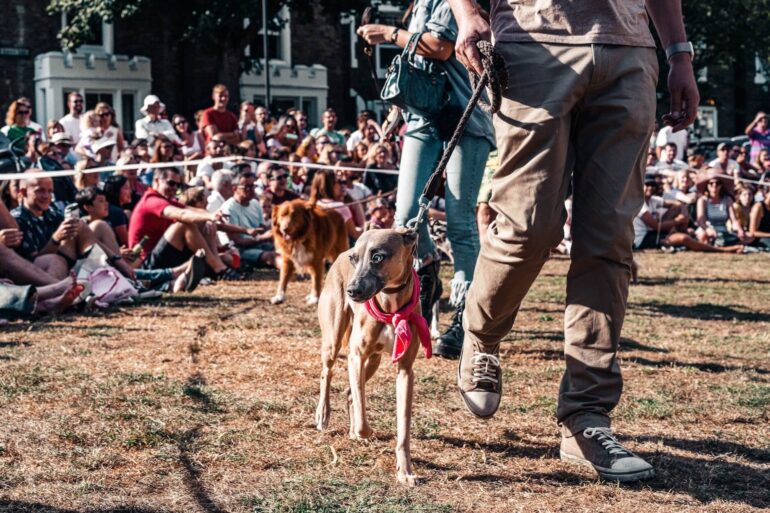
[0,252,768,513]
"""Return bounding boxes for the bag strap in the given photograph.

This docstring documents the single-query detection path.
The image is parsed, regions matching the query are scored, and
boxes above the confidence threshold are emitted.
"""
[403,32,422,62]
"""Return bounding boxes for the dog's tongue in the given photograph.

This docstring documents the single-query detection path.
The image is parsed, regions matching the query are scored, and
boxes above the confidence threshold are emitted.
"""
[283,233,292,241]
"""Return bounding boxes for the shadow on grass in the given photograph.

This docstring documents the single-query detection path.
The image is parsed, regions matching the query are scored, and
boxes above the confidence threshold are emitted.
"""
[177,425,227,513]
[626,355,770,375]
[632,301,770,323]
[635,276,770,287]
[0,503,172,513]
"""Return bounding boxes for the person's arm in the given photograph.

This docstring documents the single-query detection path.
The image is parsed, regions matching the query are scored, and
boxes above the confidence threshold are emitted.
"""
[134,119,149,140]
[345,218,362,240]
[114,224,129,247]
[725,198,744,237]
[116,129,126,152]
[695,197,708,229]
[162,204,216,224]
[745,112,765,137]
[446,0,491,75]
[357,25,454,61]
[646,0,700,133]
[0,201,18,230]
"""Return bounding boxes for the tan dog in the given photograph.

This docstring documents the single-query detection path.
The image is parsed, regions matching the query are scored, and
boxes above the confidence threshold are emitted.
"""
[316,228,431,486]
[271,199,348,305]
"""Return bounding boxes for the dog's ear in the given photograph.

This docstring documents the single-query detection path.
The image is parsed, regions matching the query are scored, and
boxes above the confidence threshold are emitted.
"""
[401,229,418,248]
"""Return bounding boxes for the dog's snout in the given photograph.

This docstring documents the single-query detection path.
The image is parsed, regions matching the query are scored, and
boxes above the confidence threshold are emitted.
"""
[346,285,362,300]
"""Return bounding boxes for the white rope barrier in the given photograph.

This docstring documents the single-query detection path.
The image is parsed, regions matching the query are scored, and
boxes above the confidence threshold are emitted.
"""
[0,155,401,181]
[647,165,770,187]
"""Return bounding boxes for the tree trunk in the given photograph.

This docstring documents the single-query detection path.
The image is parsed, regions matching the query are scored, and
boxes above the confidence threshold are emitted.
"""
[218,43,244,109]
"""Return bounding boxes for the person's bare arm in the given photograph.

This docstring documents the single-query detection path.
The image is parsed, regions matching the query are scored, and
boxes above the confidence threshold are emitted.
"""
[162,205,215,224]
[745,111,766,137]
[447,0,491,75]
[0,201,18,229]
[646,0,699,133]
[357,25,454,61]
[696,197,708,229]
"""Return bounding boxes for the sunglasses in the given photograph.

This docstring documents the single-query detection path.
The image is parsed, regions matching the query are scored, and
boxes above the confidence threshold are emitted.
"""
[270,174,288,180]
[237,184,256,190]
[175,120,188,125]
[708,181,721,187]
[97,112,111,117]
[17,110,30,115]
[164,179,181,188]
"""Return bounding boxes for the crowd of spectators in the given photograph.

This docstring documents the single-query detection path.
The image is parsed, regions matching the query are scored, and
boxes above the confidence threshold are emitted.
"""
[1,84,769,320]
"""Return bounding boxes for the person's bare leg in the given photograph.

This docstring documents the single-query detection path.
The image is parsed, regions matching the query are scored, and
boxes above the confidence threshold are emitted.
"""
[34,274,82,314]
[89,220,121,255]
[163,222,226,273]
[0,245,58,285]
[32,254,70,280]
[666,233,743,253]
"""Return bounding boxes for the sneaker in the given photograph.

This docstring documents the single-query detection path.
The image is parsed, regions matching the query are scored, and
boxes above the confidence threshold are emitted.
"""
[433,298,464,359]
[457,339,502,418]
[560,427,654,482]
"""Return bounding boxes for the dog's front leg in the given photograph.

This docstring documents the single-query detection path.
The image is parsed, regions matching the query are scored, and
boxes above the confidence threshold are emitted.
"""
[271,257,295,304]
[395,360,417,486]
[305,260,324,305]
[347,346,373,440]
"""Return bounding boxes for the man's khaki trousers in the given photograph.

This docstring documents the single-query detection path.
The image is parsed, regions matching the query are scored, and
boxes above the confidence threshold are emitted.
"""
[463,42,658,434]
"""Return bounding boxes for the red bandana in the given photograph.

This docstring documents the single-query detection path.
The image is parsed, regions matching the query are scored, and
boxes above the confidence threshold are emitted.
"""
[364,269,432,363]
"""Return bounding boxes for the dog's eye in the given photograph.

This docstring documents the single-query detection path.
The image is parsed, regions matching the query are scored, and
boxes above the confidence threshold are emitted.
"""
[371,254,384,264]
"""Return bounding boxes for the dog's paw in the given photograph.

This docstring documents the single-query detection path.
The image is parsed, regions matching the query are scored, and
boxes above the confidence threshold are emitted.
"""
[305,294,319,306]
[397,472,419,487]
[350,425,373,440]
[270,294,285,305]
[315,407,330,431]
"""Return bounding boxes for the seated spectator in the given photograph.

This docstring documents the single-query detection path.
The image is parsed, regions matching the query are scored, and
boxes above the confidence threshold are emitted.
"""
[266,115,300,154]
[696,172,744,246]
[201,84,241,146]
[363,143,398,194]
[115,152,148,208]
[287,156,307,196]
[336,164,370,228]
[308,169,361,241]
[75,110,102,158]
[74,158,101,191]
[1,199,59,286]
[132,138,151,163]
[346,111,374,152]
[748,187,770,250]
[134,95,180,148]
[351,141,369,166]
[735,145,759,179]
[103,175,133,245]
[207,170,234,213]
[294,110,309,139]
[662,170,697,206]
[127,167,237,279]
[266,165,300,207]
[633,174,742,253]
[255,161,272,196]
[219,170,276,268]
[237,139,260,173]
[196,136,232,188]
[654,142,688,172]
[172,114,205,161]
[733,184,755,235]
[11,170,134,279]
[37,133,78,209]
[755,148,770,182]
[316,137,340,166]
[0,275,84,317]
[708,143,739,178]
[365,197,396,230]
[687,152,705,171]
[310,108,345,146]
[296,136,318,163]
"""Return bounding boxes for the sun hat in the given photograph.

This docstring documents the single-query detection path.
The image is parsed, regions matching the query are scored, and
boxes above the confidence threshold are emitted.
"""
[695,167,734,196]
[50,132,74,146]
[140,95,166,115]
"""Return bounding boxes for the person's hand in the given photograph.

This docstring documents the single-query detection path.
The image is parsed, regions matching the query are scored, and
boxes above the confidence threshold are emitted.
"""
[120,246,138,263]
[356,24,393,46]
[754,111,766,123]
[202,220,217,238]
[674,213,689,226]
[0,228,23,248]
[53,219,79,243]
[453,9,492,76]
[662,55,699,133]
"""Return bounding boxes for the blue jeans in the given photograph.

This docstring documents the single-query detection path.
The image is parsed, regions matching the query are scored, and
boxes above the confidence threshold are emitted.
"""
[395,128,490,303]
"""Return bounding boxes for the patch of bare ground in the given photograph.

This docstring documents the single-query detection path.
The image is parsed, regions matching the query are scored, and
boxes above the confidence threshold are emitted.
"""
[0,252,768,512]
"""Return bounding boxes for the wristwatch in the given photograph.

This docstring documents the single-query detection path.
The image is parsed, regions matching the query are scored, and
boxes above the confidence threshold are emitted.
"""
[389,27,400,44]
[665,42,694,62]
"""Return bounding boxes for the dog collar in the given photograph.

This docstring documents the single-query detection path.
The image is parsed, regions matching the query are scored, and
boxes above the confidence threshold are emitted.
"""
[364,269,432,363]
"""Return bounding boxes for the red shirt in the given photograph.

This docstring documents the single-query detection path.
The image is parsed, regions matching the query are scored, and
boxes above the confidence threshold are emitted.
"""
[200,107,238,144]
[128,188,185,259]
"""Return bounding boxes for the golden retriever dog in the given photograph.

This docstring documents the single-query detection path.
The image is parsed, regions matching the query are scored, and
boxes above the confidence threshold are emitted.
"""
[271,199,348,305]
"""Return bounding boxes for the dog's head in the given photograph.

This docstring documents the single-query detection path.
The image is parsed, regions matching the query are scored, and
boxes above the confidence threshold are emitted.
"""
[345,228,418,302]
[273,199,312,242]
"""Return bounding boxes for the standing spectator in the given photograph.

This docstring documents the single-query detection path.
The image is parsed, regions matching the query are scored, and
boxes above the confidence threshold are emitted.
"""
[2,98,44,152]
[255,106,269,138]
[59,92,84,142]
[708,143,739,177]
[656,124,688,161]
[219,170,276,268]
[346,111,374,152]
[94,102,126,160]
[310,108,345,146]
[172,114,204,161]
[745,111,770,163]
[134,95,180,148]
[207,170,234,213]
[294,110,309,139]
[201,84,241,146]
[239,101,258,141]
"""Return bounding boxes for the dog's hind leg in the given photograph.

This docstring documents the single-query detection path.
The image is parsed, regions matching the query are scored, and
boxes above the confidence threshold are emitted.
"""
[316,288,350,431]
[305,260,324,305]
[395,348,418,486]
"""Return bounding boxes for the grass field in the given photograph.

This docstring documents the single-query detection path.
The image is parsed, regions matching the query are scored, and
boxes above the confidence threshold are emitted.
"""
[1,252,768,513]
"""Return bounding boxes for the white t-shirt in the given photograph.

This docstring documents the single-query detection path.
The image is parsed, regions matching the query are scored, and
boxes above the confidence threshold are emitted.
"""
[708,158,738,176]
[654,159,688,173]
[219,197,265,245]
[59,113,81,142]
[633,195,665,247]
[134,116,180,147]
[655,126,688,160]
[207,190,227,213]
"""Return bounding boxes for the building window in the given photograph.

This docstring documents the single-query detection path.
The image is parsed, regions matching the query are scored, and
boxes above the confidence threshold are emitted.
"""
[84,92,114,110]
[121,93,136,139]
